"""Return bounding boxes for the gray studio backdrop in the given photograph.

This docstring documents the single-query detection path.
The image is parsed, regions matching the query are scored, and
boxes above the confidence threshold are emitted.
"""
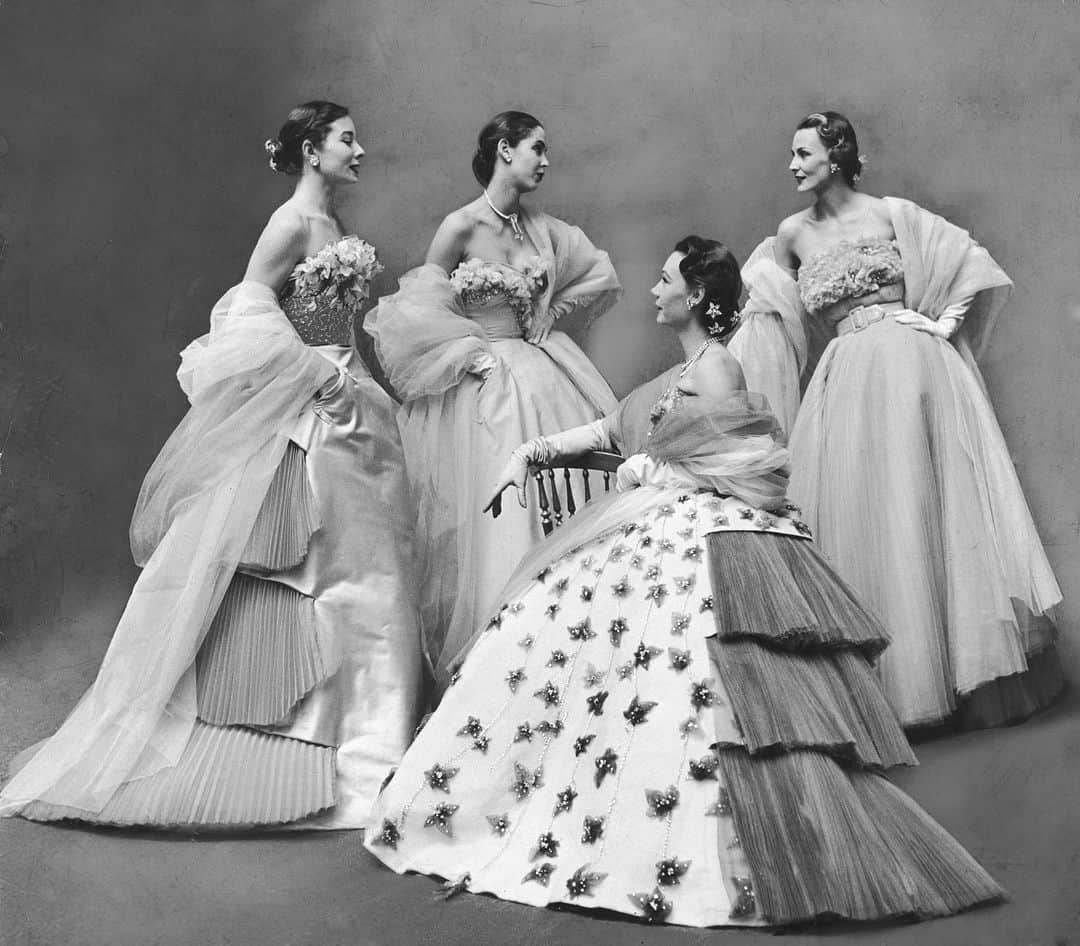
[1,0,1077,728]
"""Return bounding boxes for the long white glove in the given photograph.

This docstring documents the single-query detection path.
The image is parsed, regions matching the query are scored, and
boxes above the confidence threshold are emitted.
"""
[483,420,610,517]
[893,294,973,340]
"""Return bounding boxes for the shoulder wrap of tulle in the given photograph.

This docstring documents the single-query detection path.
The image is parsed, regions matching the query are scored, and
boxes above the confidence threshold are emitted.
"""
[533,212,621,326]
[645,393,790,510]
[362,263,493,402]
[132,279,337,562]
[885,196,1012,359]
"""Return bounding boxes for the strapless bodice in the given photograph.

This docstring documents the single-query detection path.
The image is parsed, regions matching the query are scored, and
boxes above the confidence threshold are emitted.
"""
[798,238,904,316]
[280,236,383,346]
[450,257,548,338]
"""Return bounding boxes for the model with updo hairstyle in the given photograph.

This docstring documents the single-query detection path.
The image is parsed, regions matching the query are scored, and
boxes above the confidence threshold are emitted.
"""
[0,101,423,832]
[471,110,543,186]
[265,100,350,176]
[674,235,743,339]
[366,236,1003,930]
[795,111,863,188]
[365,108,621,693]
[732,108,1065,730]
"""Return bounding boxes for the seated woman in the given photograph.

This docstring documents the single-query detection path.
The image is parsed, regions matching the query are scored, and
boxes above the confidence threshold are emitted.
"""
[362,237,1002,928]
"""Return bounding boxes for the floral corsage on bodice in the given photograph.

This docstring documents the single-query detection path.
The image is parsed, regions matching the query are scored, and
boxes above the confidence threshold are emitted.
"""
[797,238,903,314]
[449,257,549,334]
[289,236,384,312]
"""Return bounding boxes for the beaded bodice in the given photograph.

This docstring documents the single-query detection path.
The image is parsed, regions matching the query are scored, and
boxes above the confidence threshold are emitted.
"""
[280,271,355,347]
[797,238,903,315]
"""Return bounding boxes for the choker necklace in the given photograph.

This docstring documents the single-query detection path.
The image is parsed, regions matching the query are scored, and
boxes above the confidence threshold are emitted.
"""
[483,190,524,242]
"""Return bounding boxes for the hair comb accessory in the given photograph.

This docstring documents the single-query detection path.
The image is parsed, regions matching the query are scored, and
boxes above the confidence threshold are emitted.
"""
[264,138,281,170]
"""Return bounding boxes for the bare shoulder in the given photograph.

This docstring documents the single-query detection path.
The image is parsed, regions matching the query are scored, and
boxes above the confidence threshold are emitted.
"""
[686,345,746,400]
[425,205,478,269]
[243,204,310,289]
[775,210,810,267]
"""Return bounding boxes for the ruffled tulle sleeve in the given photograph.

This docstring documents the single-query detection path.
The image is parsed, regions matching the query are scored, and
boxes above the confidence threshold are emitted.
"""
[1,281,335,817]
[530,212,622,325]
[727,238,808,435]
[363,263,494,402]
[886,197,1012,359]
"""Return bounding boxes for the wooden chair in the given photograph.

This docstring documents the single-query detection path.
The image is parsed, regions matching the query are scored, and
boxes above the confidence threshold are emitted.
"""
[533,451,623,536]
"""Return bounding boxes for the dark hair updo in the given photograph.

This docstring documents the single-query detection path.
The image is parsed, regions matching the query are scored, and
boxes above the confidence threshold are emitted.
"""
[264,100,350,175]
[674,236,743,339]
[796,110,863,187]
[472,110,543,186]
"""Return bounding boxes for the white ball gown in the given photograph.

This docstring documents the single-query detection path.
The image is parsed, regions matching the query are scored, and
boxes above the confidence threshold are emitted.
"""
[362,368,1002,928]
[365,209,620,691]
[736,198,1064,728]
[0,237,422,829]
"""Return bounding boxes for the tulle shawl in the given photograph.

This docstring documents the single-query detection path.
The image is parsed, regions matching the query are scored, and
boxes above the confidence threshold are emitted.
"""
[0,282,336,816]
[363,209,621,402]
[446,390,789,667]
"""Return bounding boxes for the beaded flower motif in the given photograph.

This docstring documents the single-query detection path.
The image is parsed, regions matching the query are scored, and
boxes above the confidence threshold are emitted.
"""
[290,236,384,312]
[450,257,549,334]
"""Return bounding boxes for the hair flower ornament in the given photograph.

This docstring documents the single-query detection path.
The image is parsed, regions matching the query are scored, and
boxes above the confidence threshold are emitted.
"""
[265,138,281,171]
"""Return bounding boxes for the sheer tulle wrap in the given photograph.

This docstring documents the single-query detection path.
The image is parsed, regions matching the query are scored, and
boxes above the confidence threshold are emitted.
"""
[0,282,336,816]
[789,199,1063,725]
[728,238,808,436]
[366,211,621,686]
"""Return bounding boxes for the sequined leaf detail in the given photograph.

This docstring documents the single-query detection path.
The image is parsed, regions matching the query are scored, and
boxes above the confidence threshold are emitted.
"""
[511,763,544,801]
[566,866,607,899]
[425,763,459,793]
[630,887,673,923]
[545,603,561,620]
[645,786,680,817]
[487,813,510,836]
[608,618,629,646]
[547,649,567,667]
[656,857,691,887]
[593,748,618,788]
[371,819,401,849]
[583,663,604,688]
[669,648,691,672]
[624,695,658,726]
[536,719,564,738]
[699,595,714,613]
[568,618,595,642]
[534,680,560,707]
[581,815,605,845]
[457,717,483,738]
[645,584,669,604]
[586,690,609,716]
[670,613,691,635]
[532,832,560,859]
[610,577,632,598]
[688,755,720,781]
[506,667,526,692]
[573,734,596,756]
[522,863,555,886]
[729,876,756,919]
[553,786,578,816]
[424,803,459,836]
[673,574,696,593]
[633,642,662,669]
[690,679,717,710]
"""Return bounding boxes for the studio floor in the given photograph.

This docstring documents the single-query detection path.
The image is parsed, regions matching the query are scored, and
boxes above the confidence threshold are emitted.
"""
[2,573,1078,946]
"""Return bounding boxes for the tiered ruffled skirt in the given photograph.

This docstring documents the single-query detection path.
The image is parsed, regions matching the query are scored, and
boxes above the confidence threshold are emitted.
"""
[20,348,422,829]
[364,489,1001,927]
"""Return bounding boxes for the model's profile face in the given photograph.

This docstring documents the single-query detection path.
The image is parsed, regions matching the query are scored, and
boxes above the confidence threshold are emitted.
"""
[504,127,548,191]
[651,251,696,328]
[313,116,365,184]
[789,128,832,193]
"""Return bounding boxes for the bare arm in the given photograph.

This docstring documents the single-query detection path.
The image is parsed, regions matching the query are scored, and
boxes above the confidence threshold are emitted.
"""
[243,208,309,293]
[425,212,472,273]
[774,215,802,273]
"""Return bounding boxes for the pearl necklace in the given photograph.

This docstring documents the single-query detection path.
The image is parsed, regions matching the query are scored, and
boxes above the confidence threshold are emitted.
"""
[483,189,525,242]
[679,337,715,376]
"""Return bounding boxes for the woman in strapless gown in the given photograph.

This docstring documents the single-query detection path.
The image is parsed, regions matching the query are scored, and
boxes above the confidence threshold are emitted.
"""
[362,238,1002,928]
[365,111,620,695]
[0,102,421,829]
[736,111,1063,729]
